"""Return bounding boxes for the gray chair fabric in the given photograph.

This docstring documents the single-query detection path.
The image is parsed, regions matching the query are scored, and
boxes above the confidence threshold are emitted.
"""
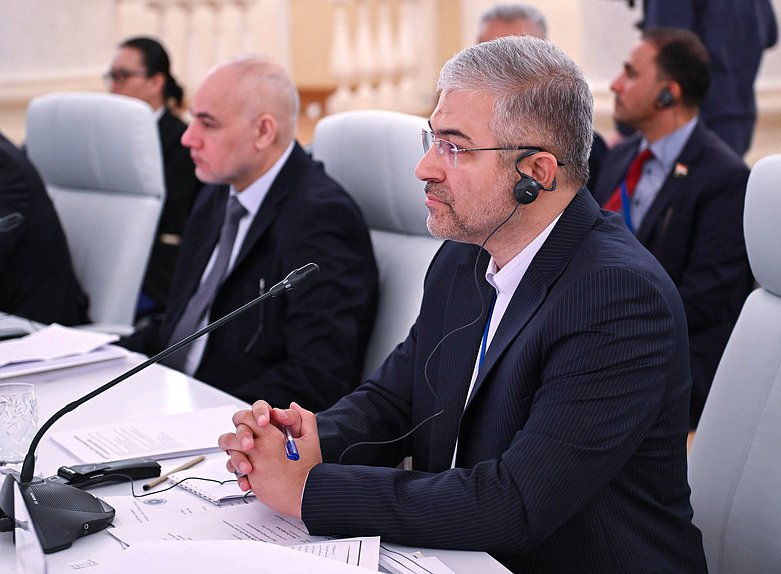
[25,92,165,329]
[688,153,781,573]
[311,110,442,379]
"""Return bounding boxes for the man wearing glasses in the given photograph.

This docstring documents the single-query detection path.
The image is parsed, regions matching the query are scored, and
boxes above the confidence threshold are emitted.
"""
[221,36,706,573]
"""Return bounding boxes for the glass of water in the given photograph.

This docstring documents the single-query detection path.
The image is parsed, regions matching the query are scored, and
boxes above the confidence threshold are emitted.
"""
[0,382,38,466]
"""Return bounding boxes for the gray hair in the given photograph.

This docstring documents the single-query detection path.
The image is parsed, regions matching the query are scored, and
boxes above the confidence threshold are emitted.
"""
[480,3,548,40]
[437,35,592,188]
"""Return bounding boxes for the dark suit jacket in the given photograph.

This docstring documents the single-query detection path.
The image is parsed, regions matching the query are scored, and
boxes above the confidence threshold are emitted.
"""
[121,143,378,412]
[139,110,203,314]
[303,191,706,573]
[586,131,608,193]
[642,0,778,155]
[592,122,752,427]
[0,132,89,325]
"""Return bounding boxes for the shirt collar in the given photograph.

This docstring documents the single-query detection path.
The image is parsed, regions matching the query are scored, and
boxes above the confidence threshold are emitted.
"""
[485,213,562,295]
[229,141,295,217]
[643,117,698,171]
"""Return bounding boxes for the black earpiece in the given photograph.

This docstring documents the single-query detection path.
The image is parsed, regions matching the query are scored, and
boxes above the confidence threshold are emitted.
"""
[513,151,556,205]
[656,86,674,108]
[513,174,543,205]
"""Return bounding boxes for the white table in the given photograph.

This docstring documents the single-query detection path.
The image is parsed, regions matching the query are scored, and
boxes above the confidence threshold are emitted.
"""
[0,347,508,573]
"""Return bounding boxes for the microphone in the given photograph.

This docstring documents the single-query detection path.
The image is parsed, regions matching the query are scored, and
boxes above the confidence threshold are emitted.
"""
[0,263,319,553]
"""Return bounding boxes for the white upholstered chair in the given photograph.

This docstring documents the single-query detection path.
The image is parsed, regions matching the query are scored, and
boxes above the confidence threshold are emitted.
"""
[687,153,781,573]
[311,110,442,379]
[25,92,165,330]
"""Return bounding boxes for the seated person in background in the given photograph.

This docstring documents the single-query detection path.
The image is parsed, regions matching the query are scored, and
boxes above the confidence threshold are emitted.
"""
[592,27,753,429]
[477,3,608,192]
[638,0,777,156]
[476,1,547,41]
[106,36,203,320]
[0,130,89,325]
[120,56,378,413]
[220,37,707,573]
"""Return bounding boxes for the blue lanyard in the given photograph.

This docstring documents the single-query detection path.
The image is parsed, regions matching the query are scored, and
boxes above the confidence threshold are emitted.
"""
[619,181,633,234]
[479,299,496,371]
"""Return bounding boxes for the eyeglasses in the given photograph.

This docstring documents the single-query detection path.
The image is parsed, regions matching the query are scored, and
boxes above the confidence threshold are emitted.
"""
[102,69,149,85]
[421,129,564,169]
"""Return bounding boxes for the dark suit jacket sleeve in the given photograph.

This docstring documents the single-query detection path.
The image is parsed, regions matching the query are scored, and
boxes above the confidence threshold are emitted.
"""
[643,0,697,28]
[0,134,89,325]
[302,260,679,553]
[0,152,28,269]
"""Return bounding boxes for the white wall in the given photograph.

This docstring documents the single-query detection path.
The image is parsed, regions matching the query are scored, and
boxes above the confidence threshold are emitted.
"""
[1,0,780,160]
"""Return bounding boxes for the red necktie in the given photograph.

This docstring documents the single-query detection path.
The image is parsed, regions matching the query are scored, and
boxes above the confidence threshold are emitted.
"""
[603,148,654,212]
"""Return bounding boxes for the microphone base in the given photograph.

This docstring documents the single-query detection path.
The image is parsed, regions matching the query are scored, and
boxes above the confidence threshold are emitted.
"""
[0,473,115,553]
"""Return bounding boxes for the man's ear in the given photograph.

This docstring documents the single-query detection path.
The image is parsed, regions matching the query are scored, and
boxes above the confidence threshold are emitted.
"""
[254,113,278,149]
[668,81,683,105]
[526,152,559,190]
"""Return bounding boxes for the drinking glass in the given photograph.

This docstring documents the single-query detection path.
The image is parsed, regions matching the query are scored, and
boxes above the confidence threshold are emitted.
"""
[0,382,38,466]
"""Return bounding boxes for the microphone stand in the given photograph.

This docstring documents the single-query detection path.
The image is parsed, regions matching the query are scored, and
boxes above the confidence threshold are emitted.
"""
[1,263,318,553]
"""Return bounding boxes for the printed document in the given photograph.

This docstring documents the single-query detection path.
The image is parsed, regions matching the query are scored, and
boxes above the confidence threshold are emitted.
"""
[107,499,379,569]
[0,323,127,379]
[49,405,238,462]
[92,540,369,573]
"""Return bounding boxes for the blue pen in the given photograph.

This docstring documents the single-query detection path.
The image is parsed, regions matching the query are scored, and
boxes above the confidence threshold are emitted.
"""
[283,425,300,461]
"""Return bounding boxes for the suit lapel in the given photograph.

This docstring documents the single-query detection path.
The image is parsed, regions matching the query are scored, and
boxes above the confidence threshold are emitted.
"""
[636,123,704,244]
[464,191,601,409]
[185,186,227,293]
[427,248,494,471]
[162,185,227,331]
[593,136,642,205]
[229,144,305,274]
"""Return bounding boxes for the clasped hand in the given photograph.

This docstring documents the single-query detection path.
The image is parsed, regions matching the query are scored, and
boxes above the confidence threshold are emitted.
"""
[218,400,322,519]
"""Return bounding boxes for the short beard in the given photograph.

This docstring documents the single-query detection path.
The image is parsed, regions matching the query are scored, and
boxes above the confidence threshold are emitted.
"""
[424,171,518,245]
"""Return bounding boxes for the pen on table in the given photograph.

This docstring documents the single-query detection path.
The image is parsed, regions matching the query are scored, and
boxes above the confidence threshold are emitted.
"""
[283,425,300,461]
[143,454,205,490]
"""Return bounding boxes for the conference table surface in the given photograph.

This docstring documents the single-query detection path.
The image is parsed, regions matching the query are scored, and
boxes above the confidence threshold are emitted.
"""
[0,337,509,573]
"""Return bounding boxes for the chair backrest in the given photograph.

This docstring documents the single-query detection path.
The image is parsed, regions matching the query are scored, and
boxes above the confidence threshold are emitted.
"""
[311,110,442,379]
[25,92,165,328]
[687,154,781,573]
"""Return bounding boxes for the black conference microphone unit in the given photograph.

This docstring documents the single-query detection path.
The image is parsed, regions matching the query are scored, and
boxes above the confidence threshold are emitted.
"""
[0,262,319,553]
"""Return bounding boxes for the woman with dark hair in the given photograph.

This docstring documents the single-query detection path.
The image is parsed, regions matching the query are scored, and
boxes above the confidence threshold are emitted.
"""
[105,36,202,320]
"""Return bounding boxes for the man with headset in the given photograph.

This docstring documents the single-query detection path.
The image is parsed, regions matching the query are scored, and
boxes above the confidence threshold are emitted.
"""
[634,0,777,156]
[593,27,752,430]
[220,36,707,572]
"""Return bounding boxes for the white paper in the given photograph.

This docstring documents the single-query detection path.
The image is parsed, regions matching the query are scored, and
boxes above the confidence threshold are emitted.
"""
[49,405,238,462]
[108,501,315,546]
[0,346,128,380]
[288,538,379,570]
[166,454,255,504]
[0,323,118,366]
[379,543,456,574]
[107,501,379,569]
[87,540,368,574]
[104,491,254,527]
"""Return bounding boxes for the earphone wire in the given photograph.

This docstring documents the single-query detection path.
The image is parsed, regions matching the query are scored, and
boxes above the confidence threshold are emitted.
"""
[103,472,254,503]
[337,202,521,466]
